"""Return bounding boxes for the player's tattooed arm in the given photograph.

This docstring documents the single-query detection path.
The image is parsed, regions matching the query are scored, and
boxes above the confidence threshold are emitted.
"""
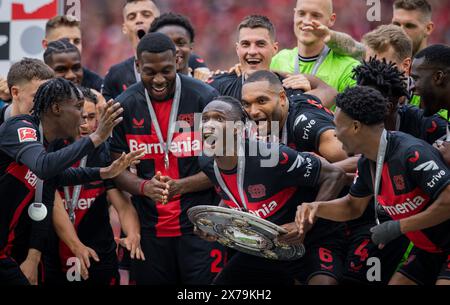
[327,30,366,61]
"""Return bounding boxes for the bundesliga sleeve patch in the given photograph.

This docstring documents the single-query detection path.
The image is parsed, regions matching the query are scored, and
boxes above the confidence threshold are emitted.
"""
[17,127,37,143]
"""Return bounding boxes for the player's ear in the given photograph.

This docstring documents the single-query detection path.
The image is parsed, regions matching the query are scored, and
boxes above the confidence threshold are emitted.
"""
[279,90,288,107]
[10,86,19,100]
[42,39,48,50]
[402,57,411,75]
[135,58,141,74]
[51,102,61,115]
[433,70,446,86]
[352,120,361,132]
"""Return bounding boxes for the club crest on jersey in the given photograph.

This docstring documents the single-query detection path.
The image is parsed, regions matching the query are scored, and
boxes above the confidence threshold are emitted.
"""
[393,175,405,191]
[248,184,266,199]
[17,127,37,143]
[178,113,195,127]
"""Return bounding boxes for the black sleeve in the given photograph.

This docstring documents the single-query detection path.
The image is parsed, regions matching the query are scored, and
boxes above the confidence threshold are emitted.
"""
[274,144,321,188]
[82,68,103,92]
[401,106,447,145]
[102,69,119,102]
[198,155,215,176]
[56,167,102,186]
[349,158,374,198]
[0,119,96,179]
[109,100,132,154]
[291,100,335,152]
[18,137,96,180]
[406,145,450,199]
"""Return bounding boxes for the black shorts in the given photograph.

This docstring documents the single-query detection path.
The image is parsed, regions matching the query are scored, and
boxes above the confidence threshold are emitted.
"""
[131,232,225,285]
[343,221,411,285]
[43,250,119,286]
[0,257,29,285]
[214,219,346,285]
[398,246,450,285]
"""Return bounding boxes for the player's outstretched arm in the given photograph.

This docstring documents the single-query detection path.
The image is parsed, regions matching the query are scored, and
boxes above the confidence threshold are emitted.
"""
[295,194,372,235]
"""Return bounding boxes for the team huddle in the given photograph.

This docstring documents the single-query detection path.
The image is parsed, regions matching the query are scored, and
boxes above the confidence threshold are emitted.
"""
[0,0,449,286]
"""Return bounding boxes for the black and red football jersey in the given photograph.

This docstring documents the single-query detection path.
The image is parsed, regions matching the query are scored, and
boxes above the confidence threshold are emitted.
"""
[199,141,322,226]
[0,115,100,262]
[102,54,209,101]
[286,93,336,153]
[45,142,118,272]
[109,74,219,237]
[208,72,304,101]
[350,131,450,253]
[398,104,447,145]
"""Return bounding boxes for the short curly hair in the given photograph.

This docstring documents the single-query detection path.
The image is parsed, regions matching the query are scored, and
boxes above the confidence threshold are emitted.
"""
[335,86,387,125]
[149,12,195,43]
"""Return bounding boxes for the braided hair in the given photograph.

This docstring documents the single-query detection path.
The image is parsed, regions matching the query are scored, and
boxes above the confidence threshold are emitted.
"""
[353,57,408,103]
[43,38,80,65]
[32,78,83,120]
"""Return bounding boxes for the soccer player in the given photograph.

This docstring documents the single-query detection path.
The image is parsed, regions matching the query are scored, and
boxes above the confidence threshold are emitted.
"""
[102,0,208,101]
[208,15,337,107]
[315,0,434,60]
[0,78,129,285]
[411,44,450,166]
[149,13,211,80]
[42,15,103,91]
[43,39,83,87]
[109,33,223,285]
[43,88,144,285]
[355,57,447,145]
[1,58,54,125]
[241,70,347,163]
[197,96,346,285]
[296,85,450,285]
[270,0,359,100]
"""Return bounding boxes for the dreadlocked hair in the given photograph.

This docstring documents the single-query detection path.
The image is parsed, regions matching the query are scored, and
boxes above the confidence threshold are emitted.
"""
[32,78,83,119]
[43,38,80,65]
[353,57,408,101]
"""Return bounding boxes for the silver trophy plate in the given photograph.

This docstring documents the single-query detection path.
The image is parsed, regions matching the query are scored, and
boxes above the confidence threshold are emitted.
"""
[188,205,305,261]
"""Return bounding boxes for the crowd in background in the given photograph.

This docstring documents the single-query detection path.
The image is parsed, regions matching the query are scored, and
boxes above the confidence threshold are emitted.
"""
[80,0,450,75]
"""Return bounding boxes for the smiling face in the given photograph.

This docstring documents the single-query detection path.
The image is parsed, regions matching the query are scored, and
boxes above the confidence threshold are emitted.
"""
[137,50,177,101]
[47,51,83,85]
[334,107,361,156]
[410,57,445,116]
[294,0,335,46]
[55,96,85,141]
[236,27,278,75]
[156,25,192,74]
[241,80,287,137]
